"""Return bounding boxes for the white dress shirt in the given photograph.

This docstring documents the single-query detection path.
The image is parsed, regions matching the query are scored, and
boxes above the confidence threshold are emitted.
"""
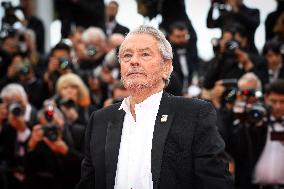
[114,91,163,189]
[253,119,284,184]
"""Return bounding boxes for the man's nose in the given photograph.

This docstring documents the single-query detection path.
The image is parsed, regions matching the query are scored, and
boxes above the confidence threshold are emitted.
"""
[129,54,140,66]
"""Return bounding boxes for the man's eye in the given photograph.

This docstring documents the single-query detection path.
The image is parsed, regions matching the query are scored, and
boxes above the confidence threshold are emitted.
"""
[123,54,132,58]
[142,53,150,57]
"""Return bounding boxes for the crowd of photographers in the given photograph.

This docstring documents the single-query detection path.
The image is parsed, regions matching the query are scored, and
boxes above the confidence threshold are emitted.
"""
[0,0,284,189]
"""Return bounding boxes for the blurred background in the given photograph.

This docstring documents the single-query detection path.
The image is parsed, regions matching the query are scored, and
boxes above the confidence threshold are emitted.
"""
[1,1,284,189]
[0,0,277,60]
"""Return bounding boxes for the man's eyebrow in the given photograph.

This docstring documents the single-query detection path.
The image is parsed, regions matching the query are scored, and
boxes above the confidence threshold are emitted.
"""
[121,47,152,53]
[138,47,151,52]
[120,49,132,53]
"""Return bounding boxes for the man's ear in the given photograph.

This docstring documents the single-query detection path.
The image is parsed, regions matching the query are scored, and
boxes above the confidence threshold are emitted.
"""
[162,60,173,80]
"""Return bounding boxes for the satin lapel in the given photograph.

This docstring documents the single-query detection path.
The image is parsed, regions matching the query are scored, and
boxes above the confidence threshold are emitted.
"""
[105,109,125,189]
[151,92,174,189]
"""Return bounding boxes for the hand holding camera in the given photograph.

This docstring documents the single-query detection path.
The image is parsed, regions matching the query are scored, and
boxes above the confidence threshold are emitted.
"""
[0,97,7,122]
[47,57,60,73]
[43,137,69,155]
[7,61,20,79]
[234,48,253,71]
[28,124,44,151]
[8,112,27,132]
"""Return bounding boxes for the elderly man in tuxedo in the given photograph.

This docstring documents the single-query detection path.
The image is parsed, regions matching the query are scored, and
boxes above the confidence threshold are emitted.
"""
[76,25,233,189]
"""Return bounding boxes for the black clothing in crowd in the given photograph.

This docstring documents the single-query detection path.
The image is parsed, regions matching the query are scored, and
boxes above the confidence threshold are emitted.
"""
[207,2,260,54]
[54,0,105,37]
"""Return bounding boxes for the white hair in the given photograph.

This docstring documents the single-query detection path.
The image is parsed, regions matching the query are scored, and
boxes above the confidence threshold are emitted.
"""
[118,25,173,86]
[119,25,173,60]
[82,27,106,42]
[238,72,262,91]
[0,83,28,101]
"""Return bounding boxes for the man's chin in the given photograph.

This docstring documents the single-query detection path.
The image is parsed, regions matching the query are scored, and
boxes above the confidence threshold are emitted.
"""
[123,82,149,92]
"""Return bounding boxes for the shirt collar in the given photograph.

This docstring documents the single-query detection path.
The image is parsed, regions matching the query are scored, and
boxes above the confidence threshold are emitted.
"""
[118,90,163,113]
[269,64,282,75]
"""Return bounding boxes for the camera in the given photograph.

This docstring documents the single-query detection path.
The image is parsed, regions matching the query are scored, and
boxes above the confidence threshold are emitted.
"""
[239,89,263,99]
[42,103,60,141]
[59,98,75,109]
[8,102,24,117]
[212,0,231,11]
[58,57,71,70]
[225,40,240,55]
[42,125,60,142]
[221,79,238,104]
[246,103,268,125]
[1,1,21,29]
[234,101,269,126]
[86,44,97,57]
[16,63,31,76]
[44,103,55,122]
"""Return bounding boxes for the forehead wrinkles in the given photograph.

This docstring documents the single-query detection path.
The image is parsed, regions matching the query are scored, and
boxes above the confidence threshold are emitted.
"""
[120,34,159,52]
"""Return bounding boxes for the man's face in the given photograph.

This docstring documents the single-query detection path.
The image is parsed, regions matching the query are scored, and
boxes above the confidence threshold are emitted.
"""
[168,29,189,46]
[2,95,27,115]
[3,36,18,54]
[106,3,118,21]
[234,32,247,48]
[266,50,282,69]
[52,49,70,60]
[120,34,171,93]
[265,93,284,118]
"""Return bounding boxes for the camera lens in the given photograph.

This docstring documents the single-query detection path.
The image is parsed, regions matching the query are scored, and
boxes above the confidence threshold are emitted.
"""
[225,40,239,55]
[8,102,23,116]
[43,125,59,142]
[59,58,70,70]
[86,45,96,57]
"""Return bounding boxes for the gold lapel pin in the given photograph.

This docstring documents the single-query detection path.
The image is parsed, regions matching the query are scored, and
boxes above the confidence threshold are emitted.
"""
[161,115,168,122]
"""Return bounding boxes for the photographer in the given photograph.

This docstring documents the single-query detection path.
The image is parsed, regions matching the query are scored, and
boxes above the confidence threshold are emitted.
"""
[0,83,38,189]
[252,79,284,189]
[215,73,264,189]
[265,0,284,41]
[26,100,85,189]
[19,0,45,54]
[256,40,284,86]
[55,73,93,126]
[167,22,199,94]
[105,1,129,36]
[207,0,260,53]
[0,31,18,83]
[42,42,74,97]
[77,27,108,76]
[203,24,266,90]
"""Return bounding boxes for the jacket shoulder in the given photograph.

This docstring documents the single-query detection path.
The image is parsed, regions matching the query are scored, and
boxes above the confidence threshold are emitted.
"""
[169,96,213,110]
[92,102,121,118]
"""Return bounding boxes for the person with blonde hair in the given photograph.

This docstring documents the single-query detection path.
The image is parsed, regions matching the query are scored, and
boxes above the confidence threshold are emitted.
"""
[56,73,92,125]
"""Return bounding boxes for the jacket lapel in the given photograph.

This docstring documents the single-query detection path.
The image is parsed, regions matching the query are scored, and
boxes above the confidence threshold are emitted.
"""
[105,108,125,189]
[151,92,174,189]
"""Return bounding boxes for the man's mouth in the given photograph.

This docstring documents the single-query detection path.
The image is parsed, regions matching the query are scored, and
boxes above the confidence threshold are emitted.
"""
[127,72,145,76]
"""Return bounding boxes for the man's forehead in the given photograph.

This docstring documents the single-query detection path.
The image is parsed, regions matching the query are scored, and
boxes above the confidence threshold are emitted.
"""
[121,46,155,52]
[121,40,158,52]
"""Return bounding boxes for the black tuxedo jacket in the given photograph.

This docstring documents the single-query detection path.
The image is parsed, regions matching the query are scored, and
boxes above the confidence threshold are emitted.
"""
[76,92,233,189]
[111,22,129,36]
